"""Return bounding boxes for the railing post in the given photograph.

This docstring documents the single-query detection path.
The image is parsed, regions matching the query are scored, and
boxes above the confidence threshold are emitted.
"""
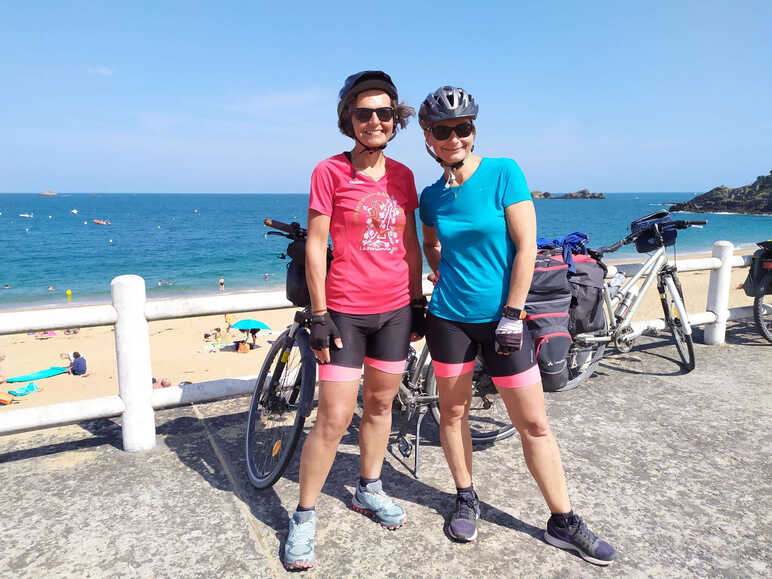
[111,275,156,451]
[704,241,734,345]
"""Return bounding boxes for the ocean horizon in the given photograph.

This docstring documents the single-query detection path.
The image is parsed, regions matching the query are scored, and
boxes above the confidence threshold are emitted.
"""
[2,192,770,311]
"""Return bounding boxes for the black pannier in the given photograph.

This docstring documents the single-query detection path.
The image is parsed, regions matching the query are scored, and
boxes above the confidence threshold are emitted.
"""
[743,241,772,297]
[630,210,677,253]
[526,253,572,392]
[568,254,608,335]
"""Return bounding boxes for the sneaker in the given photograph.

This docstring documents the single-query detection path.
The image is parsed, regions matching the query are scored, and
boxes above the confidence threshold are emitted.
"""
[351,479,406,529]
[544,513,618,566]
[283,510,316,570]
[447,490,480,542]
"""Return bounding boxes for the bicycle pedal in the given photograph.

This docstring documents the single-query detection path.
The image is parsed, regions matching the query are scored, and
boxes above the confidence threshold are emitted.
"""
[397,436,413,458]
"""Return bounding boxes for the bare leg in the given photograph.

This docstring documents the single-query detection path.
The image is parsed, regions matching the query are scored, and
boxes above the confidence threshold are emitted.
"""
[297,379,359,508]
[358,365,402,479]
[436,371,475,488]
[496,381,571,513]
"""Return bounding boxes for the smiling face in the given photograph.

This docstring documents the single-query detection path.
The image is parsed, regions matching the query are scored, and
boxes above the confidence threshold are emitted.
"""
[424,117,476,166]
[351,90,394,149]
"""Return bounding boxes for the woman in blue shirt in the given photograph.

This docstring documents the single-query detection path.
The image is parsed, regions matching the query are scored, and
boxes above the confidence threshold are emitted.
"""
[418,86,616,565]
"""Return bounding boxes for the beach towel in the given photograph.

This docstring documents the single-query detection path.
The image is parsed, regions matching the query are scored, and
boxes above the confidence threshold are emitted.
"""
[7,366,68,383]
[9,382,40,396]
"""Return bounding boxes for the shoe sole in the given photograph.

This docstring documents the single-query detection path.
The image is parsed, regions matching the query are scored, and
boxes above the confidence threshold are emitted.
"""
[350,501,406,530]
[283,560,313,571]
[544,530,615,566]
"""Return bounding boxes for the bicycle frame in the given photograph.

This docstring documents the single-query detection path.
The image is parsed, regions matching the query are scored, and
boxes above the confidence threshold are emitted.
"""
[575,245,692,348]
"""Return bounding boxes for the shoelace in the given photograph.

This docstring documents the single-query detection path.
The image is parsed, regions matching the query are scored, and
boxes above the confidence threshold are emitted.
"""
[570,519,599,550]
[361,488,394,511]
[456,495,478,519]
[291,519,315,544]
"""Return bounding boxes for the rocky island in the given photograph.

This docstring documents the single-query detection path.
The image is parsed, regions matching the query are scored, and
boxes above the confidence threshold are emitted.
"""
[531,188,605,200]
[669,171,772,214]
[38,189,58,197]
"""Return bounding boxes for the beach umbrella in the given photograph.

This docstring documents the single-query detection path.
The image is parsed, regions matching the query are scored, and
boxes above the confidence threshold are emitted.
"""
[231,319,271,331]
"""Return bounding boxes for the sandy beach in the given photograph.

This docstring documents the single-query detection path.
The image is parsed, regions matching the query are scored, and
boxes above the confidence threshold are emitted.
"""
[0,251,757,412]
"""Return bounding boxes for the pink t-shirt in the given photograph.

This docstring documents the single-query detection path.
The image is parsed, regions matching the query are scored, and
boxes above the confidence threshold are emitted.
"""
[309,153,418,314]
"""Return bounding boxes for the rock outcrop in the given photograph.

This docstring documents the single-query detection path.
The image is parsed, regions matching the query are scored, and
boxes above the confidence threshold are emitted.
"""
[669,171,772,214]
[39,189,58,197]
[531,189,602,199]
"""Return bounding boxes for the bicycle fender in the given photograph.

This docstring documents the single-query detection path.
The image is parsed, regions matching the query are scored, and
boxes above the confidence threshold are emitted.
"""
[294,328,317,418]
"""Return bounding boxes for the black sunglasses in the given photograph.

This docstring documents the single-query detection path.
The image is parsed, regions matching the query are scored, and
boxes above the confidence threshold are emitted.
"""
[353,107,395,123]
[429,121,475,140]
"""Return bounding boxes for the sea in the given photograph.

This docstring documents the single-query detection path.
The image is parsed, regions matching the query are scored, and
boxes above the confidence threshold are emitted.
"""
[1,192,770,310]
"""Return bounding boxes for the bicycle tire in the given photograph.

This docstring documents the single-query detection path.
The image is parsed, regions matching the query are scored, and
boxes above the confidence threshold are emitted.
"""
[659,272,695,371]
[753,272,772,343]
[425,361,516,444]
[245,328,309,489]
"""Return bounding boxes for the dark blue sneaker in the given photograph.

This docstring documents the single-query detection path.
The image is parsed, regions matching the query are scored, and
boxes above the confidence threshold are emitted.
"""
[447,490,480,542]
[545,513,617,565]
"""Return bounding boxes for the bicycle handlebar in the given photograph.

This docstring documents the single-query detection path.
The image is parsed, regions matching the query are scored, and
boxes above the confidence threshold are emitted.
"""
[264,218,307,239]
[596,219,708,256]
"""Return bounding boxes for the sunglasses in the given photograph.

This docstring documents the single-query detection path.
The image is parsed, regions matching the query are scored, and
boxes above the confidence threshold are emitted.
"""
[429,121,475,140]
[353,107,395,123]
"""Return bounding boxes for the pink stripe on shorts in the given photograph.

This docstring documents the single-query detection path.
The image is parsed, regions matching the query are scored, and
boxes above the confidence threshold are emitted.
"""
[364,357,406,374]
[491,364,541,389]
[432,359,476,378]
[318,364,362,382]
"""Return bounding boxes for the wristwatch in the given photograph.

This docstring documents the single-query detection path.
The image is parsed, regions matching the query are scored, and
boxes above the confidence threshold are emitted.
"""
[502,306,527,320]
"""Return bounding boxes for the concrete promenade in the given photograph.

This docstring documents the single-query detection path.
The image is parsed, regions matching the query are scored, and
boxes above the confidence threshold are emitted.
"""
[1,320,770,578]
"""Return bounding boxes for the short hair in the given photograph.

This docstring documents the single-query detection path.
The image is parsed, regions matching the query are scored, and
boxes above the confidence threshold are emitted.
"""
[73,351,81,358]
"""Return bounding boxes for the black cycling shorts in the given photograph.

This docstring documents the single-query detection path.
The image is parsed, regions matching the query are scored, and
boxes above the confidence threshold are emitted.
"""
[318,305,411,382]
[425,312,540,388]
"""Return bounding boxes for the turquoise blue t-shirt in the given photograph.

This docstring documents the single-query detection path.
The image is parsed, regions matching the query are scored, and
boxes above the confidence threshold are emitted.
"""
[419,157,532,322]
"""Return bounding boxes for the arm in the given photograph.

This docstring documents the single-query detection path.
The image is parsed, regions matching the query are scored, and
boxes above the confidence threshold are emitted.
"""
[422,224,441,283]
[403,212,424,301]
[504,200,537,309]
[306,209,342,362]
[305,209,330,315]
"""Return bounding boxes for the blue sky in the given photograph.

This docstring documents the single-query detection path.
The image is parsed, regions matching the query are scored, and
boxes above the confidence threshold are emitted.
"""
[1,0,770,193]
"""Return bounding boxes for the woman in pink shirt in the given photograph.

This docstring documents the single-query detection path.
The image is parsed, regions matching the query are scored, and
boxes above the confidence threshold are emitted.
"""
[283,71,425,571]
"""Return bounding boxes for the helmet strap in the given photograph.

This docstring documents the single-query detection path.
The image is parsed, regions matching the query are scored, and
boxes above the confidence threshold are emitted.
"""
[424,142,471,188]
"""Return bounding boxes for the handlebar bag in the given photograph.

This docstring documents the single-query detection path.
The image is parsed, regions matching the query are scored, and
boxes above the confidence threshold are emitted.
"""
[284,239,334,307]
[631,211,677,253]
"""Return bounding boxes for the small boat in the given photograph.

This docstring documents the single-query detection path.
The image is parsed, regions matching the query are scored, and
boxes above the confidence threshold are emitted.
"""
[19,213,33,218]
[39,189,58,197]
[71,209,79,214]
[92,219,112,225]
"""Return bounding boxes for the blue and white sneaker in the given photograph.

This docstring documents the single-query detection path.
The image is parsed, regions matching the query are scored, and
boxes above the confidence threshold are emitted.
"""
[544,513,618,566]
[283,510,316,570]
[351,479,406,529]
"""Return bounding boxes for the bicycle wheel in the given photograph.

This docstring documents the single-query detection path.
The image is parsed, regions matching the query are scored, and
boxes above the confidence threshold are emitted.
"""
[659,272,695,371]
[425,360,516,444]
[753,273,772,343]
[245,328,309,489]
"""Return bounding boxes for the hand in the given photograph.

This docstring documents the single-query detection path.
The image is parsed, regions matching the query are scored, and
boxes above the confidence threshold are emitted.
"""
[410,297,427,341]
[495,317,524,355]
[310,313,342,363]
[427,271,439,286]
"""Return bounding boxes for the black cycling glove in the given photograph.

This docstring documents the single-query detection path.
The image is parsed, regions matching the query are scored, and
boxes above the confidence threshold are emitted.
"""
[310,313,341,351]
[410,297,428,338]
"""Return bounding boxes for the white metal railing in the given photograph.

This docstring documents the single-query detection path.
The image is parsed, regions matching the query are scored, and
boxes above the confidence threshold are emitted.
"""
[0,241,755,450]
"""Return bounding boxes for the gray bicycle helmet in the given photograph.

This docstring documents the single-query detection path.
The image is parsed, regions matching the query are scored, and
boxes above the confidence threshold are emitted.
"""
[419,86,478,129]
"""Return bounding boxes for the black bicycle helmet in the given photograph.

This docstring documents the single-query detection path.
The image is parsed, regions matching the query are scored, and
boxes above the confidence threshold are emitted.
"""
[337,70,398,120]
[418,86,478,129]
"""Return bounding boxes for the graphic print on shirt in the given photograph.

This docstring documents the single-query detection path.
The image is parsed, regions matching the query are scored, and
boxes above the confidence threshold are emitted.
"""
[356,192,404,254]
